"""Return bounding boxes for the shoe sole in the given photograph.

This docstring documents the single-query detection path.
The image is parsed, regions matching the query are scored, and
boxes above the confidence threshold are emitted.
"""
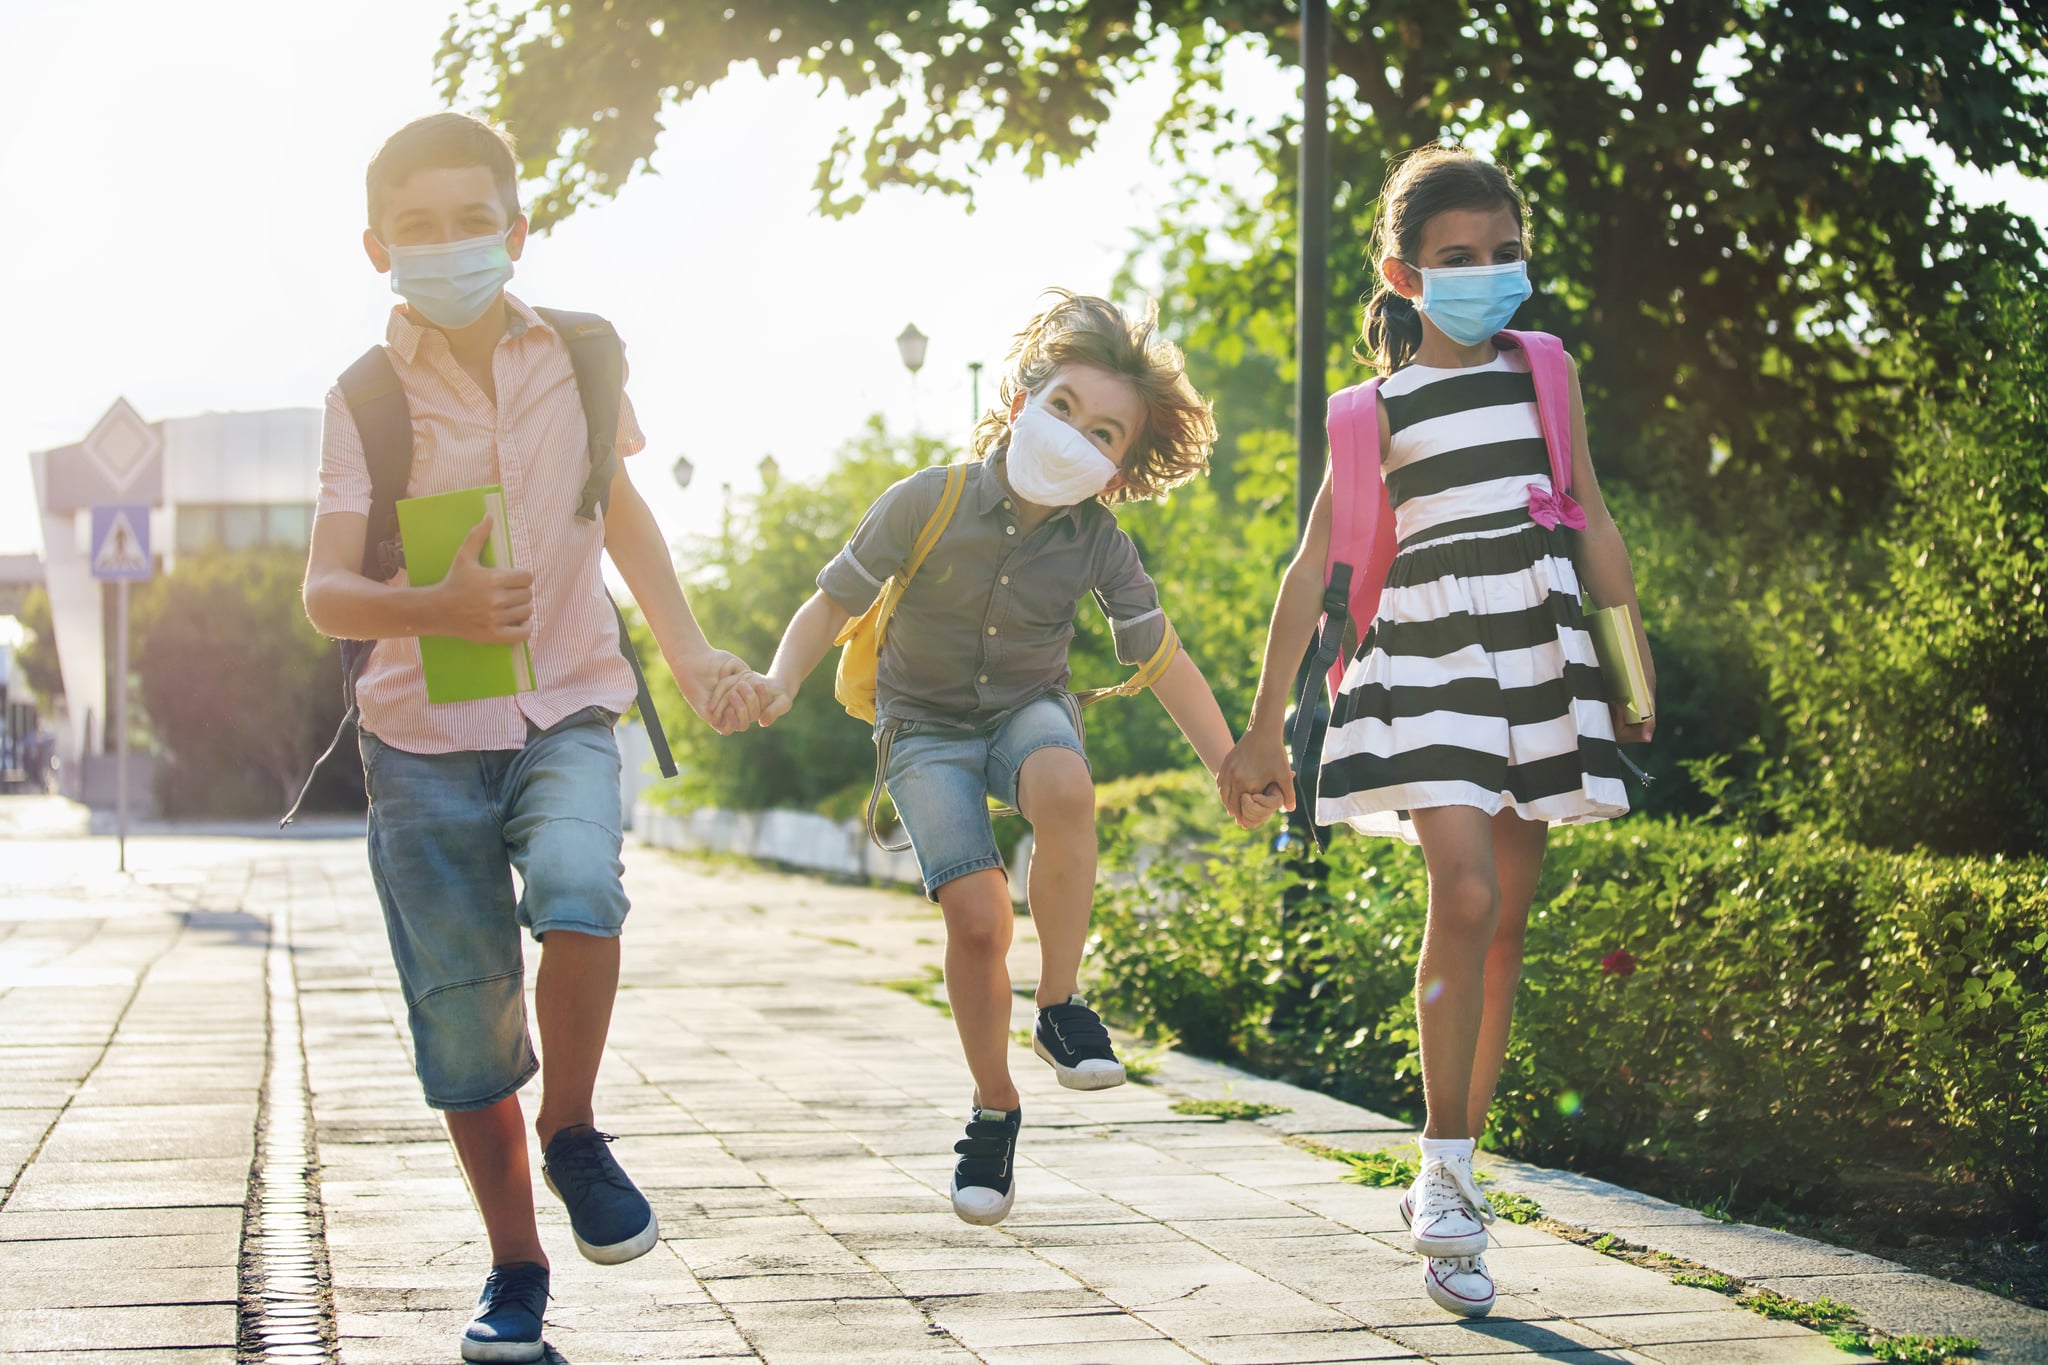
[1399,1190,1489,1258]
[1032,1037,1126,1091]
[1424,1260,1496,1317]
[460,1335,545,1363]
[950,1177,1016,1226]
[543,1172,661,1265]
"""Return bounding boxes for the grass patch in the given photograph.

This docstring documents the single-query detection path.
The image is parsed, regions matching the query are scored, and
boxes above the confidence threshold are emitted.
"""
[1488,1189,1544,1225]
[1171,1098,1292,1121]
[1671,1270,1741,1294]
[1295,1142,1420,1189]
[1121,1037,1176,1084]
[876,965,950,1017]
[1743,1289,1855,1329]
[1830,1332,1980,1363]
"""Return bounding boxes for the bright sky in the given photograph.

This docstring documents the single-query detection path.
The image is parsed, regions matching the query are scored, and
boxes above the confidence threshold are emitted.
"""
[0,1,2041,569]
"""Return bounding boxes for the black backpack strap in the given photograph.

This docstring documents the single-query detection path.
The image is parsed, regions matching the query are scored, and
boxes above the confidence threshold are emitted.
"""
[533,307,623,521]
[1283,563,1353,851]
[538,306,678,780]
[285,348,414,826]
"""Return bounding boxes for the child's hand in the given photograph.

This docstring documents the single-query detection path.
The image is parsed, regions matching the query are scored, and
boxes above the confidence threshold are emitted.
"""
[684,651,770,735]
[1216,731,1296,829]
[753,675,795,728]
[1237,782,1289,829]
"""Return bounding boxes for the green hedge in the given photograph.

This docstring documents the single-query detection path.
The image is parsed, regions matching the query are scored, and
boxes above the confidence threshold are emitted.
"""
[1085,779,2048,1230]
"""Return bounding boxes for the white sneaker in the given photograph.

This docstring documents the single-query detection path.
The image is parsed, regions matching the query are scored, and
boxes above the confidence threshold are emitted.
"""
[1424,1253,1496,1316]
[1402,1154,1494,1257]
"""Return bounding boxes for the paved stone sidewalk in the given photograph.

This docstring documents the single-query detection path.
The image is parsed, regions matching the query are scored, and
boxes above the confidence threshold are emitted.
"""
[0,822,1996,1363]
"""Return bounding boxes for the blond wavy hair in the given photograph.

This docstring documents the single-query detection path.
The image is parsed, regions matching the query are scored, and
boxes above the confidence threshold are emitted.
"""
[970,290,1216,504]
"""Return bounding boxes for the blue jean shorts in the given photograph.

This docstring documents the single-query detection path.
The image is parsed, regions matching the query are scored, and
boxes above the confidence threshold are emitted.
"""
[360,706,627,1112]
[881,692,1088,900]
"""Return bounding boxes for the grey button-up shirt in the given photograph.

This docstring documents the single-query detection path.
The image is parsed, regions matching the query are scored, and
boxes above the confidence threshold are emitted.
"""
[818,455,1170,728]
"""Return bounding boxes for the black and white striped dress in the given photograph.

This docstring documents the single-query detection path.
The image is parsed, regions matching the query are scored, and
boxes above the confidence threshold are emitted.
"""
[1317,350,1628,842]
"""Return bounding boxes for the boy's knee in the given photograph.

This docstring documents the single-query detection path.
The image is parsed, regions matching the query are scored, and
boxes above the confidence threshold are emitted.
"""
[939,874,1014,957]
[1020,749,1094,827]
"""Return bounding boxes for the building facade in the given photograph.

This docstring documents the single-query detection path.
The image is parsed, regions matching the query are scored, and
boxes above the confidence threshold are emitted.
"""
[27,399,320,800]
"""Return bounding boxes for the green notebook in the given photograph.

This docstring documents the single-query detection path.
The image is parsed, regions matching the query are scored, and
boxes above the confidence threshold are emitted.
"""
[396,484,536,705]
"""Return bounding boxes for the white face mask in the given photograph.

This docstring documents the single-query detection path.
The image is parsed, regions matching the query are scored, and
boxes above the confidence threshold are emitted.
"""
[1004,401,1120,507]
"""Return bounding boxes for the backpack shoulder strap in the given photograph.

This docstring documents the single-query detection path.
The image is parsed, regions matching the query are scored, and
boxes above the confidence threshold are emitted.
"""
[1498,329,1574,494]
[901,463,969,584]
[534,307,625,520]
[337,345,412,581]
[1322,378,1397,699]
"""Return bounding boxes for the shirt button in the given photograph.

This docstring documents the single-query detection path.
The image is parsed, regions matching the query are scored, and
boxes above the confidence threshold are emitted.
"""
[1005,525,1016,535]
[1003,499,1013,510]
[986,626,997,636]
[978,674,989,684]
[1000,575,1010,585]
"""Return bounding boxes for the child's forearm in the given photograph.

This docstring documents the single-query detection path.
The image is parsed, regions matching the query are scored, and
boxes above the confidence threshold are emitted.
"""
[1577,521,1657,688]
[1244,550,1330,739]
[1151,648,1234,775]
[768,591,850,697]
[603,474,716,673]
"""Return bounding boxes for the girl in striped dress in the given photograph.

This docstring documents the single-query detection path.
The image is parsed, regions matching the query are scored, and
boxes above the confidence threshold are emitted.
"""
[1219,147,1656,1317]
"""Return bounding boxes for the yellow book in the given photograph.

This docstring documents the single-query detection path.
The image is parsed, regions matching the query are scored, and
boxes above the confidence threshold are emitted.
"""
[1587,603,1653,725]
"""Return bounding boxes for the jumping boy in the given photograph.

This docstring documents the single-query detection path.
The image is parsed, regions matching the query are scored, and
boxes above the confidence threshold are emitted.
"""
[301,113,767,1362]
[755,291,1276,1225]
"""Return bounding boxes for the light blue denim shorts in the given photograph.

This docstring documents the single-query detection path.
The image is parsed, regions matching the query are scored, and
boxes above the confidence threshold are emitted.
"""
[360,706,627,1112]
[881,692,1087,900]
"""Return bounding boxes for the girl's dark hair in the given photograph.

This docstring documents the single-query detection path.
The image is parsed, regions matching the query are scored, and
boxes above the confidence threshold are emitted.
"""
[1358,145,1529,372]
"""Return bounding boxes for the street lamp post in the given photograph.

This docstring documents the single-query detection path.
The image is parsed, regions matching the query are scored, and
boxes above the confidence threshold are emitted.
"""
[968,361,984,429]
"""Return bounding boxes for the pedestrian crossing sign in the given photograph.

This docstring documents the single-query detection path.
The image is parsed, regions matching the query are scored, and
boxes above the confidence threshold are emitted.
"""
[91,505,153,582]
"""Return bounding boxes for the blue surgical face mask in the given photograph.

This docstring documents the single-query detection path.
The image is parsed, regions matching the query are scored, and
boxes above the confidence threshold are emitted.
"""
[383,229,515,329]
[1409,260,1533,347]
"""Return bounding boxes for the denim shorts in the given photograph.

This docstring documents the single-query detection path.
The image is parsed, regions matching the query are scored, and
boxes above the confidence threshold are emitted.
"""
[360,706,627,1112]
[881,692,1088,900]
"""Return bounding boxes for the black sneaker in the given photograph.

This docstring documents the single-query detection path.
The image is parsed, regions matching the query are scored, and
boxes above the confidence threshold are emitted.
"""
[541,1126,658,1264]
[1032,994,1126,1090]
[460,1261,547,1362]
[949,1102,1021,1226]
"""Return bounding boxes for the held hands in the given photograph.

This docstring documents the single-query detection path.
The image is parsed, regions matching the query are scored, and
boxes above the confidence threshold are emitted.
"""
[434,517,534,643]
[1216,728,1298,831]
[681,651,776,736]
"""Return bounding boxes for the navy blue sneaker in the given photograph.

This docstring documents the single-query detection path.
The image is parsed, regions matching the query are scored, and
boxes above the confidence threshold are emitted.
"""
[542,1126,658,1264]
[950,1102,1021,1226]
[461,1261,547,1363]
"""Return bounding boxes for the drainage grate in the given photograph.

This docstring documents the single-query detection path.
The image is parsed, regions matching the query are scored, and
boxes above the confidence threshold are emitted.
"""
[238,905,337,1363]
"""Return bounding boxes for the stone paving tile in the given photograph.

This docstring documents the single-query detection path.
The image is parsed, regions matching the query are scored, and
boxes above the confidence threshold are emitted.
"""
[0,833,1878,1365]
[0,1352,236,1364]
[0,1264,234,1311]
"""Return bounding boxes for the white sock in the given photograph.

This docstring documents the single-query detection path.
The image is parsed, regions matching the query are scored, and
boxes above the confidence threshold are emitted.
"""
[1419,1136,1475,1165]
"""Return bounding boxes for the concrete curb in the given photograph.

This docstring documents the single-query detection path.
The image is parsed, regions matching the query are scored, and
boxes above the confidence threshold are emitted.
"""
[1142,1038,2048,1362]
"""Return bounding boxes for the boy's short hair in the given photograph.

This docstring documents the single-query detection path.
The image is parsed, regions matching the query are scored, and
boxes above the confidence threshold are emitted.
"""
[973,290,1216,504]
[366,113,520,230]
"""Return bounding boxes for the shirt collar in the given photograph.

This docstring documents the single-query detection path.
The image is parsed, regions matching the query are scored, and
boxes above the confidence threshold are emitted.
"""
[384,291,546,365]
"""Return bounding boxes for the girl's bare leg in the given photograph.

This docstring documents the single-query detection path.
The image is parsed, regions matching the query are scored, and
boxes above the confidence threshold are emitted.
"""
[1408,806,1502,1140]
[1467,811,1548,1137]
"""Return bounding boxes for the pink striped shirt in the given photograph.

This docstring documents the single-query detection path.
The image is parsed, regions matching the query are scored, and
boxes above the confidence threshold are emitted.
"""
[314,295,646,754]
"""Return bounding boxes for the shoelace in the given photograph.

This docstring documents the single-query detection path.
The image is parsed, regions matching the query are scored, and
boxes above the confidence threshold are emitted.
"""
[547,1129,633,1195]
[479,1262,549,1318]
[1419,1158,1497,1226]
[1042,1003,1113,1059]
[953,1114,1016,1182]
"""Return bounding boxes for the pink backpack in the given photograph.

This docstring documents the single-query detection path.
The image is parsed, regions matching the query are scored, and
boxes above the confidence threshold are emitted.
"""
[1287,330,1582,833]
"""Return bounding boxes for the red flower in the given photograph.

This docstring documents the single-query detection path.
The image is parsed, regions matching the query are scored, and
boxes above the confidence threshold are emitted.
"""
[1601,949,1638,977]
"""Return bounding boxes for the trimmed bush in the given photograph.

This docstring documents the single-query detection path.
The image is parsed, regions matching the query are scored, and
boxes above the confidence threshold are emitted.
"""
[1085,785,2048,1228]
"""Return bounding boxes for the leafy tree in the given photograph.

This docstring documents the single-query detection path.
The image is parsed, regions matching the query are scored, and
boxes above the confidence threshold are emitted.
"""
[443,1,2046,519]
[11,586,64,708]
[134,549,356,816]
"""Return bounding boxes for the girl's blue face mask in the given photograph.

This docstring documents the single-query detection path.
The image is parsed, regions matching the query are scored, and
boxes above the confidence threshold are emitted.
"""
[1409,260,1533,347]
[383,229,515,329]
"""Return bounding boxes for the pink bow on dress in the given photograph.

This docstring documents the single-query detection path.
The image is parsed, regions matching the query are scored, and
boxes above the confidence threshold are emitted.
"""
[1527,484,1587,531]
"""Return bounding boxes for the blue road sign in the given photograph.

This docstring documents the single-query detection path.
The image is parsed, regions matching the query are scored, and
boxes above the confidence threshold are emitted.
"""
[91,505,153,582]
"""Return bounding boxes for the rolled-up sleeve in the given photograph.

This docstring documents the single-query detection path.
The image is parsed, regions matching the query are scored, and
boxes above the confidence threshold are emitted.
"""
[1092,526,1169,665]
[315,385,372,519]
[818,469,937,617]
